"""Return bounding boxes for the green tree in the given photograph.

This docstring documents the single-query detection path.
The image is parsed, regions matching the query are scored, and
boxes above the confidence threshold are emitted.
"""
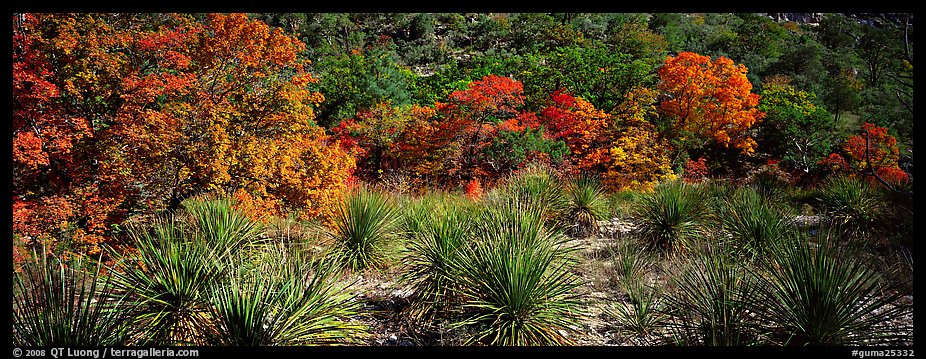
[756,78,836,174]
[314,45,414,128]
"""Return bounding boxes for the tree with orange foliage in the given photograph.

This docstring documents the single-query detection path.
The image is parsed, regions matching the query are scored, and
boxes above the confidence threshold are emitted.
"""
[13,13,353,259]
[431,75,565,187]
[441,75,525,182]
[657,52,764,155]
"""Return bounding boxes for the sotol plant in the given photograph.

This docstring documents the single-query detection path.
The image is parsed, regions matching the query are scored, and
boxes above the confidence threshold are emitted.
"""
[816,175,885,238]
[450,200,584,345]
[612,277,667,338]
[112,197,262,345]
[206,243,365,345]
[755,230,910,345]
[327,187,401,272]
[717,187,792,259]
[663,244,762,346]
[496,164,568,228]
[564,174,609,238]
[401,200,473,319]
[13,253,137,346]
[633,181,710,252]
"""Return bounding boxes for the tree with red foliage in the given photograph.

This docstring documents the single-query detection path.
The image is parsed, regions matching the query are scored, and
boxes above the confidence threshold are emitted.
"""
[821,122,910,188]
[538,88,674,191]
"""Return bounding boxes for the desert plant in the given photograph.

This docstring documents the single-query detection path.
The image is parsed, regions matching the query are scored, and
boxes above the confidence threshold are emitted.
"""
[401,203,473,319]
[495,164,568,228]
[717,188,793,259]
[564,174,609,237]
[754,230,911,345]
[13,252,137,346]
[612,277,667,338]
[816,175,885,238]
[663,244,762,346]
[633,181,711,251]
[206,243,365,345]
[611,241,653,283]
[327,187,401,272]
[182,196,264,250]
[113,216,236,345]
[747,170,790,206]
[450,200,584,345]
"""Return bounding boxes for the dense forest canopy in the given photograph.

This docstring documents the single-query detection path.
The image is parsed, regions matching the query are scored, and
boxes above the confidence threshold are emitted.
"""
[13,12,913,257]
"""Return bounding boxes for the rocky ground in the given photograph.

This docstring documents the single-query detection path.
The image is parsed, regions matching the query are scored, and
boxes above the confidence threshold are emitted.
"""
[347,218,913,346]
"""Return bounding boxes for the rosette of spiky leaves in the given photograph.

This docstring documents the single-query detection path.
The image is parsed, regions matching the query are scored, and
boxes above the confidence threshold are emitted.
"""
[717,188,793,260]
[400,190,460,240]
[633,181,710,252]
[754,229,911,345]
[402,203,473,320]
[13,252,137,346]
[181,196,265,249]
[497,165,568,229]
[816,176,885,239]
[113,198,261,345]
[450,199,584,345]
[113,215,238,345]
[662,244,762,346]
[564,174,609,238]
[612,277,667,338]
[748,171,789,207]
[611,241,653,283]
[327,187,401,272]
[206,243,366,345]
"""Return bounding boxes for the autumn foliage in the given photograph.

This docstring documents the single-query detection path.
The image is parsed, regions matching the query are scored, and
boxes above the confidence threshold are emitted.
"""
[333,75,565,190]
[13,13,353,259]
[821,122,910,186]
[539,88,674,191]
[657,52,764,154]
[14,12,911,266]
